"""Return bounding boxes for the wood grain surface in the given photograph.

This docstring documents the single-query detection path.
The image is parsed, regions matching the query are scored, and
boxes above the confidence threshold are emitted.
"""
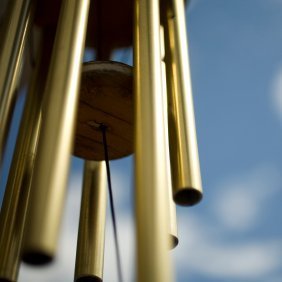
[74,61,134,160]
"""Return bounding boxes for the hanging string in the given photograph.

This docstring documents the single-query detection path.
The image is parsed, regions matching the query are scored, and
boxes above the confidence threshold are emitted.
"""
[100,124,123,282]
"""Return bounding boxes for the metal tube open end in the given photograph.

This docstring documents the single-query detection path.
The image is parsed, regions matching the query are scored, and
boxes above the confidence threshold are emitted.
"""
[173,187,203,207]
[22,252,53,266]
[170,234,179,249]
[76,276,102,282]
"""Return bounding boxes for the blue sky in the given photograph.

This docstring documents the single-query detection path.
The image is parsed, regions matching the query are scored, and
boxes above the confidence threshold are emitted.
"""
[1,0,282,281]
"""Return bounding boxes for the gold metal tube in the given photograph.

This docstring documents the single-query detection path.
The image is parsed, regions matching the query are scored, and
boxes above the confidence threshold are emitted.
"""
[75,161,107,282]
[168,183,178,249]
[0,29,53,281]
[0,0,32,164]
[162,0,203,206]
[22,0,90,264]
[160,25,178,249]
[163,70,178,249]
[134,0,172,281]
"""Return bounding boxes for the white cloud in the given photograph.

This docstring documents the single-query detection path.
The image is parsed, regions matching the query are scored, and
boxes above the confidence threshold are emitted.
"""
[174,213,282,281]
[212,164,281,231]
[110,165,133,212]
[271,68,282,121]
[171,163,282,281]
[104,161,135,281]
[104,214,135,282]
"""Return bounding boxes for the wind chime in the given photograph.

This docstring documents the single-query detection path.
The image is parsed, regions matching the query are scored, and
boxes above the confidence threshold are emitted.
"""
[0,0,202,281]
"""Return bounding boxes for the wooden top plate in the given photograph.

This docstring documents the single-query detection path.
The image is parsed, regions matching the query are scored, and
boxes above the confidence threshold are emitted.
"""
[73,61,134,161]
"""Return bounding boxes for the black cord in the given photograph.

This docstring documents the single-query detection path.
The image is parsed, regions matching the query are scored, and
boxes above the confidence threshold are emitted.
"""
[100,124,123,282]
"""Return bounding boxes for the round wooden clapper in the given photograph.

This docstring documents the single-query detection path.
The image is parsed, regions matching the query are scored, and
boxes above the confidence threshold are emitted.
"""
[74,61,133,160]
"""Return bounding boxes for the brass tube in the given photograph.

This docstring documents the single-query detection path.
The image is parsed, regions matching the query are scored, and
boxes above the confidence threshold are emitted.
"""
[0,29,53,281]
[22,0,90,264]
[134,0,172,281]
[168,181,178,249]
[0,0,32,164]
[160,25,178,249]
[75,161,107,282]
[162,0,203,206]
[163,68,178,249]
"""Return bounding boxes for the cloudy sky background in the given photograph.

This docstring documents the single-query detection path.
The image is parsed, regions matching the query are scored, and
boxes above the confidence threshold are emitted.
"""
[1,0,282,281]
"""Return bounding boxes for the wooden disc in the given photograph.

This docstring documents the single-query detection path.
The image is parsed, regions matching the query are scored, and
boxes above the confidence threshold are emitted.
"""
[73,61,133,161]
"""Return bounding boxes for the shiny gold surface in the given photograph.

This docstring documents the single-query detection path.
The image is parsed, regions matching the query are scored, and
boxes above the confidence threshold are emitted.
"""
[162,0,203,206]
[163,66,178,249]
[22,0,90,264]
[75,161,107,282]
[160,25,178,249]
[0,30,53,281]
[0,0,32,164]
[134,0,172,281]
